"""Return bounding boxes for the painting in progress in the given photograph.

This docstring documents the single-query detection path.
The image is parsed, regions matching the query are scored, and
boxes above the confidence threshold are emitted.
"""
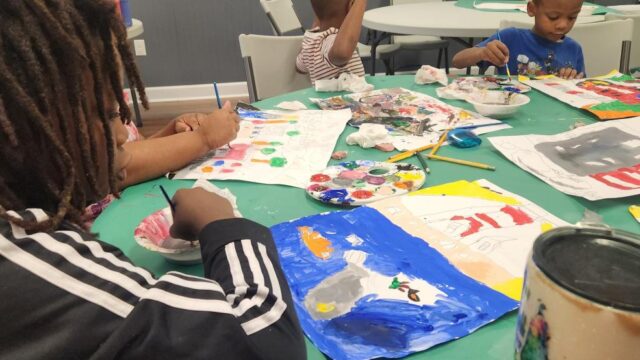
[271,207,517,360]
[312,88,507,150]
[172,109,351,188]
[306,160,426,206]
[369,179,567,300]
[437,76,531,100]
[523,72,640,120]
[490,118,640,200]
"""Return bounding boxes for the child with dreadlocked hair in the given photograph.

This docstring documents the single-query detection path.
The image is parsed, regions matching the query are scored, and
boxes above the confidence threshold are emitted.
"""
[0,1,305,359]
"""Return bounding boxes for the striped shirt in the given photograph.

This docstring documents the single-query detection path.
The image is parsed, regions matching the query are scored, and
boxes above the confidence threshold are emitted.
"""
[0,209,305,359]
[296,27,365,85]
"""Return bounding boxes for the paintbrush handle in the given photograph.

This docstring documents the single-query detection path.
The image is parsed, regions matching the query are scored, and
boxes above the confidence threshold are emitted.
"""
[415,153,430,174]
[387,144,436,163]
[427,154,495,171]
[429,130,449,156]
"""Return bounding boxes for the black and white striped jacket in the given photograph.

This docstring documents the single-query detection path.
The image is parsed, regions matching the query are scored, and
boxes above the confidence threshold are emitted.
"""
[0,209,306,359]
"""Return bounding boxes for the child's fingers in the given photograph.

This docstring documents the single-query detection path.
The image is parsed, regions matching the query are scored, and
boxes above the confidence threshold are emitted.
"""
[576,72,585,79]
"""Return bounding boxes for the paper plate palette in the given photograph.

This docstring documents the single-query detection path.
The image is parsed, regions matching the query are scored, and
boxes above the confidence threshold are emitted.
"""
[307,160,426,206]
[134,207,201,264]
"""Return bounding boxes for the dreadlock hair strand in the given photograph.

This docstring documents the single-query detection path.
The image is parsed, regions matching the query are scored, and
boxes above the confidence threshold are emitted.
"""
[0,0,148,232]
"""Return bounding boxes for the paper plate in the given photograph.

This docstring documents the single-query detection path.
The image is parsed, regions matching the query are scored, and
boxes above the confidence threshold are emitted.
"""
[134,207,202,264]
[306,160,426,206]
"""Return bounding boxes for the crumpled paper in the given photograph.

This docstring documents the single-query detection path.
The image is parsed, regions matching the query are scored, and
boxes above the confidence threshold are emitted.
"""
[415,65,448,86]
[346,123,392,148]
[315,73,374,93]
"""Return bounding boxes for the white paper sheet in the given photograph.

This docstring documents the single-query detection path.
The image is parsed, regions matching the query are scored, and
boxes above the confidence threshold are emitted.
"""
[172,109,352,188]
[490,118,640,200]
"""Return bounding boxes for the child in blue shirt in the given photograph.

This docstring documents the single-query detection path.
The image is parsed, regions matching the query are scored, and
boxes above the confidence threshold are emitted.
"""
[452,0,585,79]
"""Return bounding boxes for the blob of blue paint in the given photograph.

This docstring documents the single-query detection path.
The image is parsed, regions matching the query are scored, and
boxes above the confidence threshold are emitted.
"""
[319,189,353,204]
[502,86,522,93]
[214,160,225,166]
[447,129,482,148]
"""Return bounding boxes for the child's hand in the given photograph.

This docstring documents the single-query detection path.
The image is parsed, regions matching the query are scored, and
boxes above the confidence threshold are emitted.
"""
[196,101,241,150]
[169,188,236,241]
[174,113,205,133]
[482,40,509,67]
[557,67,584,80]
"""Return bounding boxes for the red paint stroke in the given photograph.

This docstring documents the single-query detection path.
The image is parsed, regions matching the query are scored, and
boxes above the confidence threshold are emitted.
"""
[566,90,583,95]
[231,162,243,167]
[221,169,234,173]
[213,144,250,161]
[475,213,501,228]
[451,215,484,237]
[351,190,373,200]
[310,174,331,183]
[501,205,534,225]
[546,82,560,86]
[589,164,640,190]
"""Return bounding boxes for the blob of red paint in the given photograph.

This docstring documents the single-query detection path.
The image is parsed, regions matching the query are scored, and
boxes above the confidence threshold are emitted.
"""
[221,169,234,173]
[310,174,331,182]
[351,190,373,199]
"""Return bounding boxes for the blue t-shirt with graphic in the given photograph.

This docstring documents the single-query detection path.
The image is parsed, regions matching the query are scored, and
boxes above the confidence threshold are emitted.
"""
[477,27,585,77]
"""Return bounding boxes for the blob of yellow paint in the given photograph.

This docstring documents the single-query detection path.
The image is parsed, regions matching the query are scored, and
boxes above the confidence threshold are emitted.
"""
[201,166,214,173]
[316,302,336,313]
[540,222,554,233]
[397,172,424,182]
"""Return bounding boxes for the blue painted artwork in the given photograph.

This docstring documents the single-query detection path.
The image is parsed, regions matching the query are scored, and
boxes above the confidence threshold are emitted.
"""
[271,207,518,360]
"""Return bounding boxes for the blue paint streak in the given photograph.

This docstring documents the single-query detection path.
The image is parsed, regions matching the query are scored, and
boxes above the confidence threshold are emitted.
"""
[213,160,225,166]
[270,207,517,360]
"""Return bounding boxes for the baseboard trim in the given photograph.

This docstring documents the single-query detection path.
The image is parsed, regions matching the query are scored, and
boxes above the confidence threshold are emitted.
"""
[125,81,249,104]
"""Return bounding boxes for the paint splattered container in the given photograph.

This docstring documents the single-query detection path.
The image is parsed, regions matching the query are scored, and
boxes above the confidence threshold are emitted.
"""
[516,227,640,360]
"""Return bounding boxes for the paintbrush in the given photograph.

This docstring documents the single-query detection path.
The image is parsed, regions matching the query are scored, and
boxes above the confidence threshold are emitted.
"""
[429,130,449,156]
[214,82,233,150]
[158,185,176,212]
[414,152,431,175]
[387,143,436,163]
[496,30,512,81]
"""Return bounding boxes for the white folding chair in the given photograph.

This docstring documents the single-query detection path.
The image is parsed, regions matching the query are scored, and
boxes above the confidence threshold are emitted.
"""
[606,13,640,70]
[259,0,304,35]
[238,34,311,102]
[500,19,633,76]
[259,0,401,74]
[390,0,450,73]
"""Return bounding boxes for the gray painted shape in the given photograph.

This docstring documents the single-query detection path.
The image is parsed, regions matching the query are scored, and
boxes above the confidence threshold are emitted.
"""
[534,127,640,176]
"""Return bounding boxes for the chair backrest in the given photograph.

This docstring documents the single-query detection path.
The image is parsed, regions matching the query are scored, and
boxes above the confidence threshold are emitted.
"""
[238,34,311,102]
[259,0,304,36]
[606,13,640,69]
[500,19,634,76]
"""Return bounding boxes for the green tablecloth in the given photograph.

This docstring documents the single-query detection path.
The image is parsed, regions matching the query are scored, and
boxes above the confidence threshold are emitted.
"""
[455,0,611,15]
[93,75,639,360]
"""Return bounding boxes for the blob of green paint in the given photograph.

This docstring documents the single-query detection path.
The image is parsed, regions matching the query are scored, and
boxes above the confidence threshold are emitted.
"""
[270,157,287,167]
[261,148,276,155]
[271,141,284,146]
[353,179,366,188]
[287,130,300,137]
[288,121,299,124]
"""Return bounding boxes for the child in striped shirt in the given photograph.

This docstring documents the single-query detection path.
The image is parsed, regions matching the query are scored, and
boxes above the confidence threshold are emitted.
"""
[296,0,367,85]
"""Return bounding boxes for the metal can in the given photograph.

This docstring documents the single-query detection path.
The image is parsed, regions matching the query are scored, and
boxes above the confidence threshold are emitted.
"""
[516,227,640,360]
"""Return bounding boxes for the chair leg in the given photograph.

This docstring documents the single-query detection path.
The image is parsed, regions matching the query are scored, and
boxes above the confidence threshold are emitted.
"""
[444,47,450,74]
[383,58,393,75]
[437,49,443,69]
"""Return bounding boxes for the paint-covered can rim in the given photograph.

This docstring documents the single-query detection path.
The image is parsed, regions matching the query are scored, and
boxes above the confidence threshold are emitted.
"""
[533,226,640,312]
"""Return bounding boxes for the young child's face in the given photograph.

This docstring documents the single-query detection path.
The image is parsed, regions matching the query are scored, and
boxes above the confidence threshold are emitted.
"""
[527,0,583,42]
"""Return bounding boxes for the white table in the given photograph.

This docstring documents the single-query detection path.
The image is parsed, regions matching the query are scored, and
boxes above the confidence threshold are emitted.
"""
[126,18,144,126]
[362,2,605,74]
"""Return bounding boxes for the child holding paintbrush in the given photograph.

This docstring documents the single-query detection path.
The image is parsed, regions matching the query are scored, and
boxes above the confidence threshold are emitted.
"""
[452,0,585,79]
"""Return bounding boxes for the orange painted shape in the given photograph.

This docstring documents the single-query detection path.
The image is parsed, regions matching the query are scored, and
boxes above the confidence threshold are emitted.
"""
[251,159,270,164]
[201,166,214,173]
[298,226,334,260]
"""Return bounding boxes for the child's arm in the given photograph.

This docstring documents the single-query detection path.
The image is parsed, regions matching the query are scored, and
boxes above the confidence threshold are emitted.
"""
[452,40,510,69]
[148,113,208,138]
[121,102,239,187]
[329,0,367,67]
